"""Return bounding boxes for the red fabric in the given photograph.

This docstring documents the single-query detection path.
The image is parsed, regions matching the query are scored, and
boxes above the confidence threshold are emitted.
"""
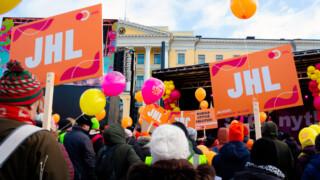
[229,121,244,142]
[243,125,249,136]
[91,134,103,144]
[0,104,34,124]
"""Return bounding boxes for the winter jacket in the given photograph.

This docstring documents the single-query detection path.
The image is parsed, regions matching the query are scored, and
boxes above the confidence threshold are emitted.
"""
[213,141,250,180]
[0,118,70,180]
[234,162,285,180]
[296,145,316,178]
[102,124,142,180]
[64,126,96,180]
[302,153,320,180]
[90,133,104,154]
[133,136,151,161]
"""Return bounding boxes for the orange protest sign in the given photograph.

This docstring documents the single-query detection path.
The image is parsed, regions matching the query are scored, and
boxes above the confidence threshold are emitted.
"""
[168,111,196,129]
[195,109,217,130]
[210,44,303,119]
[10,4,103,86]
[140,104,170,126]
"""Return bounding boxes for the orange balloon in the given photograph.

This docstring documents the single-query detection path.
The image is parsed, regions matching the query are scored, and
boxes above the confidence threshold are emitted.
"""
[135,91,144,103]
[121,117,133,128]
[200,100,209,110]
[259,112,267,123]
[52,114,60,124]
[95,110,106,121]
[195,87,206,102]
[138,118,143,125]
[230,0,257,19]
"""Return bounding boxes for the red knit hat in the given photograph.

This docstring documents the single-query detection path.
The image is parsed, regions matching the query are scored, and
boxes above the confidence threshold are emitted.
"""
[0,61,43,106]
[229,121,244,142]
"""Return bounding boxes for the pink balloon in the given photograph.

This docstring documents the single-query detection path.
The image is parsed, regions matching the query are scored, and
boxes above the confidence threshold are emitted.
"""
[314,96,320,110]
[170,89,181,100]
[142,78,165,104]
[316,63,320,70]
[101,71,126,96]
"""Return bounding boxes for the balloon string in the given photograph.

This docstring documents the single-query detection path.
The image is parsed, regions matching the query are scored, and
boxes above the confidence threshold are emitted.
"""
[75,113,85,122]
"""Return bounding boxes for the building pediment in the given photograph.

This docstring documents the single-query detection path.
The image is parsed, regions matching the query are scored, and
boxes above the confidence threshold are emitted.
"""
[117,20,171,37]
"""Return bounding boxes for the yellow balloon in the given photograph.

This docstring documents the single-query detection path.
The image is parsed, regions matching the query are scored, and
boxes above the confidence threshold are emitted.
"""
[197,145,209,154]
[311,74,317,80]
[317,78,320,84]
[307,72,312,78]
[0,0,21,14]
[299,127,317,148]
[200,100,209,110]
[166,89,172,95]
[135,91,144,103]
[173,107,180,112]
[307,66,316,73]
[121,117,133,128]
[309,124,320,134]
[230,0,257,19]
[195,87,206,102]
[170,103,176,108]
[80,89,106,116]
[168,84,175,91]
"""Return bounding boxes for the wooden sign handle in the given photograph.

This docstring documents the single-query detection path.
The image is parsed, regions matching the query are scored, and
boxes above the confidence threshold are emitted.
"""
[42,72,55,130]
[253,99,262,139]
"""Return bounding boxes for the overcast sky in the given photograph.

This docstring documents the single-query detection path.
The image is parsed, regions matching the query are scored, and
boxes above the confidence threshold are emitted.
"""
[1,0,320,39]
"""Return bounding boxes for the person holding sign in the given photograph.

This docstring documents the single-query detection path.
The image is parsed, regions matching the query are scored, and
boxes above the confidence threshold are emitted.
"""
[0,61,69,180]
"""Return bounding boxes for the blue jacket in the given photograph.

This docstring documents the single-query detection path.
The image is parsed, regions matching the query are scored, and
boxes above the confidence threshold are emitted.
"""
[64,126,96,180]
[302,154,320,180]
[213,141,250,180]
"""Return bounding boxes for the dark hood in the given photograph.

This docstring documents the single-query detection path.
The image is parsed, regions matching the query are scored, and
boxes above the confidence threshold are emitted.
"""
[262,121,278,138]
[103,123,126,145]
[302,145,316,155]
[220,141,250,162]
[310,154,320,171]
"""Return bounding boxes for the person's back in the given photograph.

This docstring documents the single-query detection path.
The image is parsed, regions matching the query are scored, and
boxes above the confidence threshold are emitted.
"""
[64,115,96,180]
[213,121,250,179]
[0,61,69,180]
[262,121,294,179]
[302,134,320,180]
[98,123,141,180]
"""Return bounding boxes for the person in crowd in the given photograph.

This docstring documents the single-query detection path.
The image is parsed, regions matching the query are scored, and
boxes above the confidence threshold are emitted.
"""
[212,127,229,153]
[89,118,104,154]
[64,115,97,180]
[0,61,70,179]
[58,117,75,144]
[125,128,136,145]
[234,137,286,180]
[128,159,215,180]
[243,125,254,150]
[172,121,203,155]
[302,134,320,180]
[213,120,250,179]
[132,133,151,161]
[278,131,301,162]
[188,127,198,142]
[96,123,141,180]
[261,121,294,180]
[145,124,207,166]
[296,128,317,178]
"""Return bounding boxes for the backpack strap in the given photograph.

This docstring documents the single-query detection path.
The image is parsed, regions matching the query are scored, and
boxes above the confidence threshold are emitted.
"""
[0,124,43,168]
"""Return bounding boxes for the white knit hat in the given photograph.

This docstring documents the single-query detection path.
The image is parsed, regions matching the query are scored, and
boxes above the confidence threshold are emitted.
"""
[150,124,190,164]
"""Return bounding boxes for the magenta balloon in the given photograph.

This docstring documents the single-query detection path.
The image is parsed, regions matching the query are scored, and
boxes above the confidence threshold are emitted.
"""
[101,71,126,96]
[141,78,165,104]
[316,63,320,70]
[170,89,181,100]
[314,96,320,110]
[309,80,318,90]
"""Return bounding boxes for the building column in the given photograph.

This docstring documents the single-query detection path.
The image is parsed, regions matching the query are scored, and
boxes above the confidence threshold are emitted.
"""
[165,48,169,68]
[144,46,151,80]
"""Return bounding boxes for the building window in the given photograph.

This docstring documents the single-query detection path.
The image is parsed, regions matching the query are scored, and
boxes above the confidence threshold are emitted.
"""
[177,53,185,64]
[137,54,145,64]
[136,76,144,90]
[216,54,223,61]
[198,54,205,64]
[154,54,161,64]
[233,54,240,57]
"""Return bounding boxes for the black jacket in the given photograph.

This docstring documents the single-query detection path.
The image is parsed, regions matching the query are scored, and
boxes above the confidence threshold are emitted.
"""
[234,162,285,180]
[102,124,141,180]
[64,126,96,180]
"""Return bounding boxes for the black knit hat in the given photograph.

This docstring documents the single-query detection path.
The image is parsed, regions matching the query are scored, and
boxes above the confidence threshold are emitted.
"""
[262,121,278,138]
[77,115,93,127]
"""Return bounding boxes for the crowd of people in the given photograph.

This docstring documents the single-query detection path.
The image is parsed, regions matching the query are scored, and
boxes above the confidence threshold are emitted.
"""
[1,61,320,180]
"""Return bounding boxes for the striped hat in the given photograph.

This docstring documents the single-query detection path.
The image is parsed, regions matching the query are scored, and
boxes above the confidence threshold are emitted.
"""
[0,60,43,106]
